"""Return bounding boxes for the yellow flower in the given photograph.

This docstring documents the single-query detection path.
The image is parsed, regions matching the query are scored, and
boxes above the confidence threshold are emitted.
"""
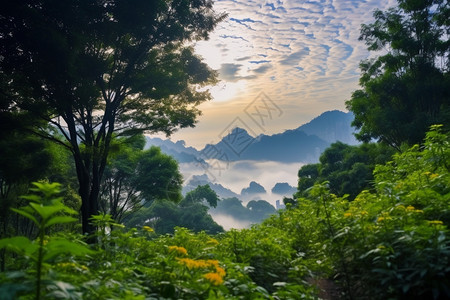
[405,205,424,213]
[177,258,211,269]
[344,212,352,218]
[177,258,198,269]
[143,226,154,233]
[168,246,188,256]
[429,173,439,179]
[177,258,226,277]
[207,260,220,267]
[428,220,443,225]
[207,238,219,246]
[203,272,224,285]
[377,217,385,222]
[396,205,405,210]
[216,266,226,277]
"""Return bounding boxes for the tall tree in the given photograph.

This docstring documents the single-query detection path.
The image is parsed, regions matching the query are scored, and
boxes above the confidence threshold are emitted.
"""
[346,0,449,149]
[0,0,225,234]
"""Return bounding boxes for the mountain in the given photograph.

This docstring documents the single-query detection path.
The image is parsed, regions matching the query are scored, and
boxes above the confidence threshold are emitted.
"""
[241,181,266,195]
[271,182,297,195]
[183,174,239,199]
[203,127,328,163]
[297,110,358,145]
[199,110,357,163]
[146,110,358,164]
[145,137,203,163]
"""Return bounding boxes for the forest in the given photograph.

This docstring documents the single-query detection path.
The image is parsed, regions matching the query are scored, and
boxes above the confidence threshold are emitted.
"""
[0,0,449,299]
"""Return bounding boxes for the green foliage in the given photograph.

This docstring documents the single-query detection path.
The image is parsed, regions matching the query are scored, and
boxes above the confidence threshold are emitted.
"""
[212,197,277,224]
[0,182,93,300]
[246,200,276,217]
[181,184,220,208]
[100,137,183,223]
[136,147,183,204]
[346,0,450,149]
[287,125,450,299]
[123,184,223,236]
[1,128,448,299]
[0,0,225,235]
[296,142,394,200]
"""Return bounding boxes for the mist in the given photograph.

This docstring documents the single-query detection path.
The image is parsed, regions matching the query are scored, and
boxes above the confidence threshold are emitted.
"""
[209,213,254,230]
[179,159,304,206]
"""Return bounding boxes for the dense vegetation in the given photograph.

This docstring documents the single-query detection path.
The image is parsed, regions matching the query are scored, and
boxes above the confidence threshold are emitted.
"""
[296,142,395,200]
[0,126,449,299]
[1,0,449,299]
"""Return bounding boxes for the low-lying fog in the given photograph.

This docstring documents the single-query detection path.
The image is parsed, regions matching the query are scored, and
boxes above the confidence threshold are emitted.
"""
[179,160,304,230]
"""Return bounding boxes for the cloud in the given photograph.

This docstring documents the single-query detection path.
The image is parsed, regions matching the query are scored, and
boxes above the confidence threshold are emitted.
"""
[219,63,242,81]
[219,63,257,81]
[249,60,271,64]
[253,64,272,74]
[279,48,310,65]
[236,56,252,61]
[171,0,399,147]
[219,34,250,42]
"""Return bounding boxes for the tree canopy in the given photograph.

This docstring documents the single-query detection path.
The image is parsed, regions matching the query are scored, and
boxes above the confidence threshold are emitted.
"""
[296,142,394,200]
[346,0,449,149]
[0,0,225,234]
[123,184,223,235]
[181,184,219,208]
[100,135,183,223]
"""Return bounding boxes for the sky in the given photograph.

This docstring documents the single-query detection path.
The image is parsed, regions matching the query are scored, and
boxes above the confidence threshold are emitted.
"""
[164,0,398,149]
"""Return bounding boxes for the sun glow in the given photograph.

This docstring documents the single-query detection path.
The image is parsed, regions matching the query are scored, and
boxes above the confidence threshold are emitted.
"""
[208,80,247,102]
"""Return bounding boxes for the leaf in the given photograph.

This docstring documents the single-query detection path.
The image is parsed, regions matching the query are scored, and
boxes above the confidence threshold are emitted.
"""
[10,208,39,226]
[46,281,79,299]
[273,282,287,287]
[43,238,95,261]
[0,236,38,256]
[44,216,78,228]
[60,205,77,215]
[20,194,42,203]
[29,202,63,220]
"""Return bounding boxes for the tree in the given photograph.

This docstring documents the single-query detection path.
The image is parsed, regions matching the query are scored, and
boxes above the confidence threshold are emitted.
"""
[246,200,276,220]
[99,135,182,223]
[180,184,219,208]
[135,147,183,204]
[296,142,394,200]
[0,0,225,235]
[123,184,223,235]
[346,0,449,149]
[296,164,320,198]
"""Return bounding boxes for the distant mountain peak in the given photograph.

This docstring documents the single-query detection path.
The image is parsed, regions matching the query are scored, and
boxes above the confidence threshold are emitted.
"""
[241,181,266,195]
[297,110,358,145]
[224,127,253,138]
